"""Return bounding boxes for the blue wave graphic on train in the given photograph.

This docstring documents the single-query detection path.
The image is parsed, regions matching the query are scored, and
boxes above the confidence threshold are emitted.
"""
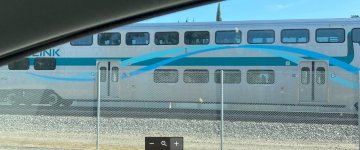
[27,45,360,89]
[27,72,95,82]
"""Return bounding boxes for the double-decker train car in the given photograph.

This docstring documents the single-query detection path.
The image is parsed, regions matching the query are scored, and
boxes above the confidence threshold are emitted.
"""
[1,18,360,114]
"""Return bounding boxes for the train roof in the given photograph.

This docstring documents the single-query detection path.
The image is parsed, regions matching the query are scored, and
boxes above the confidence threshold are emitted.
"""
[117,18,360,29]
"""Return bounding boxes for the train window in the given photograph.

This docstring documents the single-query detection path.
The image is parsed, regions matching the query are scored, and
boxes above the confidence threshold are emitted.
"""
[316,67,326,84]
[34,58,56,70]
[247,70,274,84]
[155,32,179,45]
[154,69,178,83]
[214,70,241,84]
[111,67,119,82]
[184,69,209,83]
[281,29,309,43]
[316,28,345,43]
[184,31,210,45]
[126,32,150,45]
[8,58,30,70]
[247,30,275,44]
[98,32,121,46]
[352,28,360,42]
[70,35,93,46]
[301,67,310,84]
[100,67,107,82]
[215,30,241,44]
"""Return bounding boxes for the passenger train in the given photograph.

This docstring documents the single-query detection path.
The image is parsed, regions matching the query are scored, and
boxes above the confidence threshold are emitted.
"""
[1,18,360,114]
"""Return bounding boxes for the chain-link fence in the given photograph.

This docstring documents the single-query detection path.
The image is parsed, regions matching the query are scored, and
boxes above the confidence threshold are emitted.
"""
[222,70,358,150]
[0,70,98,149]
[98,70,222,149]
[0,67,358,150]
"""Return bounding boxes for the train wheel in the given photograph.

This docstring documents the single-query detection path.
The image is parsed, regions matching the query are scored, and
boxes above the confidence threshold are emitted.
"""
[5,93,18,105]
[47,93,60,107]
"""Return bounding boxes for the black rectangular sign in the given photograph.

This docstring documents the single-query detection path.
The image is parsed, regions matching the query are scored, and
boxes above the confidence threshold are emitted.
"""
[145,137,183,150]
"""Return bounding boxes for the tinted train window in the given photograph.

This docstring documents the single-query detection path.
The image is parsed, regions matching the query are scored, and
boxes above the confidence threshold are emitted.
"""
[8,58,30,70]
[215,30,241,44]
[154,69,178,83]
[70,35,93,46]
[155,32,179,45]
[100,67,107,82]
[185,31,210,45]
[111,67,119,82]
[214,70,241,84]
[316,67,326,84]
[184,69,209,83]
[247,30,275,44]
[281,29,309,43]
[301,67,310,84]
[247,70,274,84]
[316,28,345,43]
[126,32,150,45]
[34,58,56,70]
[352,28,360,42]
[98,32,121,46]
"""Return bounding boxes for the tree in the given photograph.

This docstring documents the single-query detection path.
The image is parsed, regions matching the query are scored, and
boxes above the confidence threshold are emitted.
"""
[216,2,222,21]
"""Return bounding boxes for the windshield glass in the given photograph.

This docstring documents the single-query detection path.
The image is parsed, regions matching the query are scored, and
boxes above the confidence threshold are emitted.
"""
[0,0,360,149]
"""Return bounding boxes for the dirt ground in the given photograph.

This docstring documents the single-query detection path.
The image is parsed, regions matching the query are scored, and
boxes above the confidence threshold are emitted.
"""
[0,131,357,150]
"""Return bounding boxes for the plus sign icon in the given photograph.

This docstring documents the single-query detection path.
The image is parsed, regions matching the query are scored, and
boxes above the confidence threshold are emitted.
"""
[170,137,183,150]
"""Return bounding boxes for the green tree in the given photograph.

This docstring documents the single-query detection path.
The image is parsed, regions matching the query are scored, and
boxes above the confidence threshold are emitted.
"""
[216,3,222,21]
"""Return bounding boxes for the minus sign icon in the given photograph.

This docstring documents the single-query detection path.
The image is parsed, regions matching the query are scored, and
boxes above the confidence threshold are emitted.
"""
[149,143,155,145]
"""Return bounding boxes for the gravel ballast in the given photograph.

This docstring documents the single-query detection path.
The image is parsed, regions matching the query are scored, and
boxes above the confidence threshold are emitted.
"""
[0,114,357,150]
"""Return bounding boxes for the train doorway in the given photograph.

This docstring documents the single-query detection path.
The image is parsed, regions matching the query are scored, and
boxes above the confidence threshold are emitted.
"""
[96,61,120,100]
[299,60,328,103]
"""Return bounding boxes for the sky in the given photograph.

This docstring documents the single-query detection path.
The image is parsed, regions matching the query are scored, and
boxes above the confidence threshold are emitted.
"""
[141,0,360,23]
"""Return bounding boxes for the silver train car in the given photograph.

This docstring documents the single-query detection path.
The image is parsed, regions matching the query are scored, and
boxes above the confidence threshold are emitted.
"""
[1,18,360,114]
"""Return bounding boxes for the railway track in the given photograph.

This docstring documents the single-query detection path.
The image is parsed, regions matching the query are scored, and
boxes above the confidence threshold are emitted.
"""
[0,105,357,125]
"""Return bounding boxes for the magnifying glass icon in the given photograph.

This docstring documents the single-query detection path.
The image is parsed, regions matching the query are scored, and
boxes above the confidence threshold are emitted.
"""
[161,141,167,147]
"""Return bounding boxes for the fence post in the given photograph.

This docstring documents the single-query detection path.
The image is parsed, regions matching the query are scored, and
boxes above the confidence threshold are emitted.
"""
[221,70,224,150]
[97,68,101,150]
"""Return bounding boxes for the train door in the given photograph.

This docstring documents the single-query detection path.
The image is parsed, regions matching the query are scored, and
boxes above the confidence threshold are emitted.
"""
[299,61,328,103]
[97,61,120,100]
